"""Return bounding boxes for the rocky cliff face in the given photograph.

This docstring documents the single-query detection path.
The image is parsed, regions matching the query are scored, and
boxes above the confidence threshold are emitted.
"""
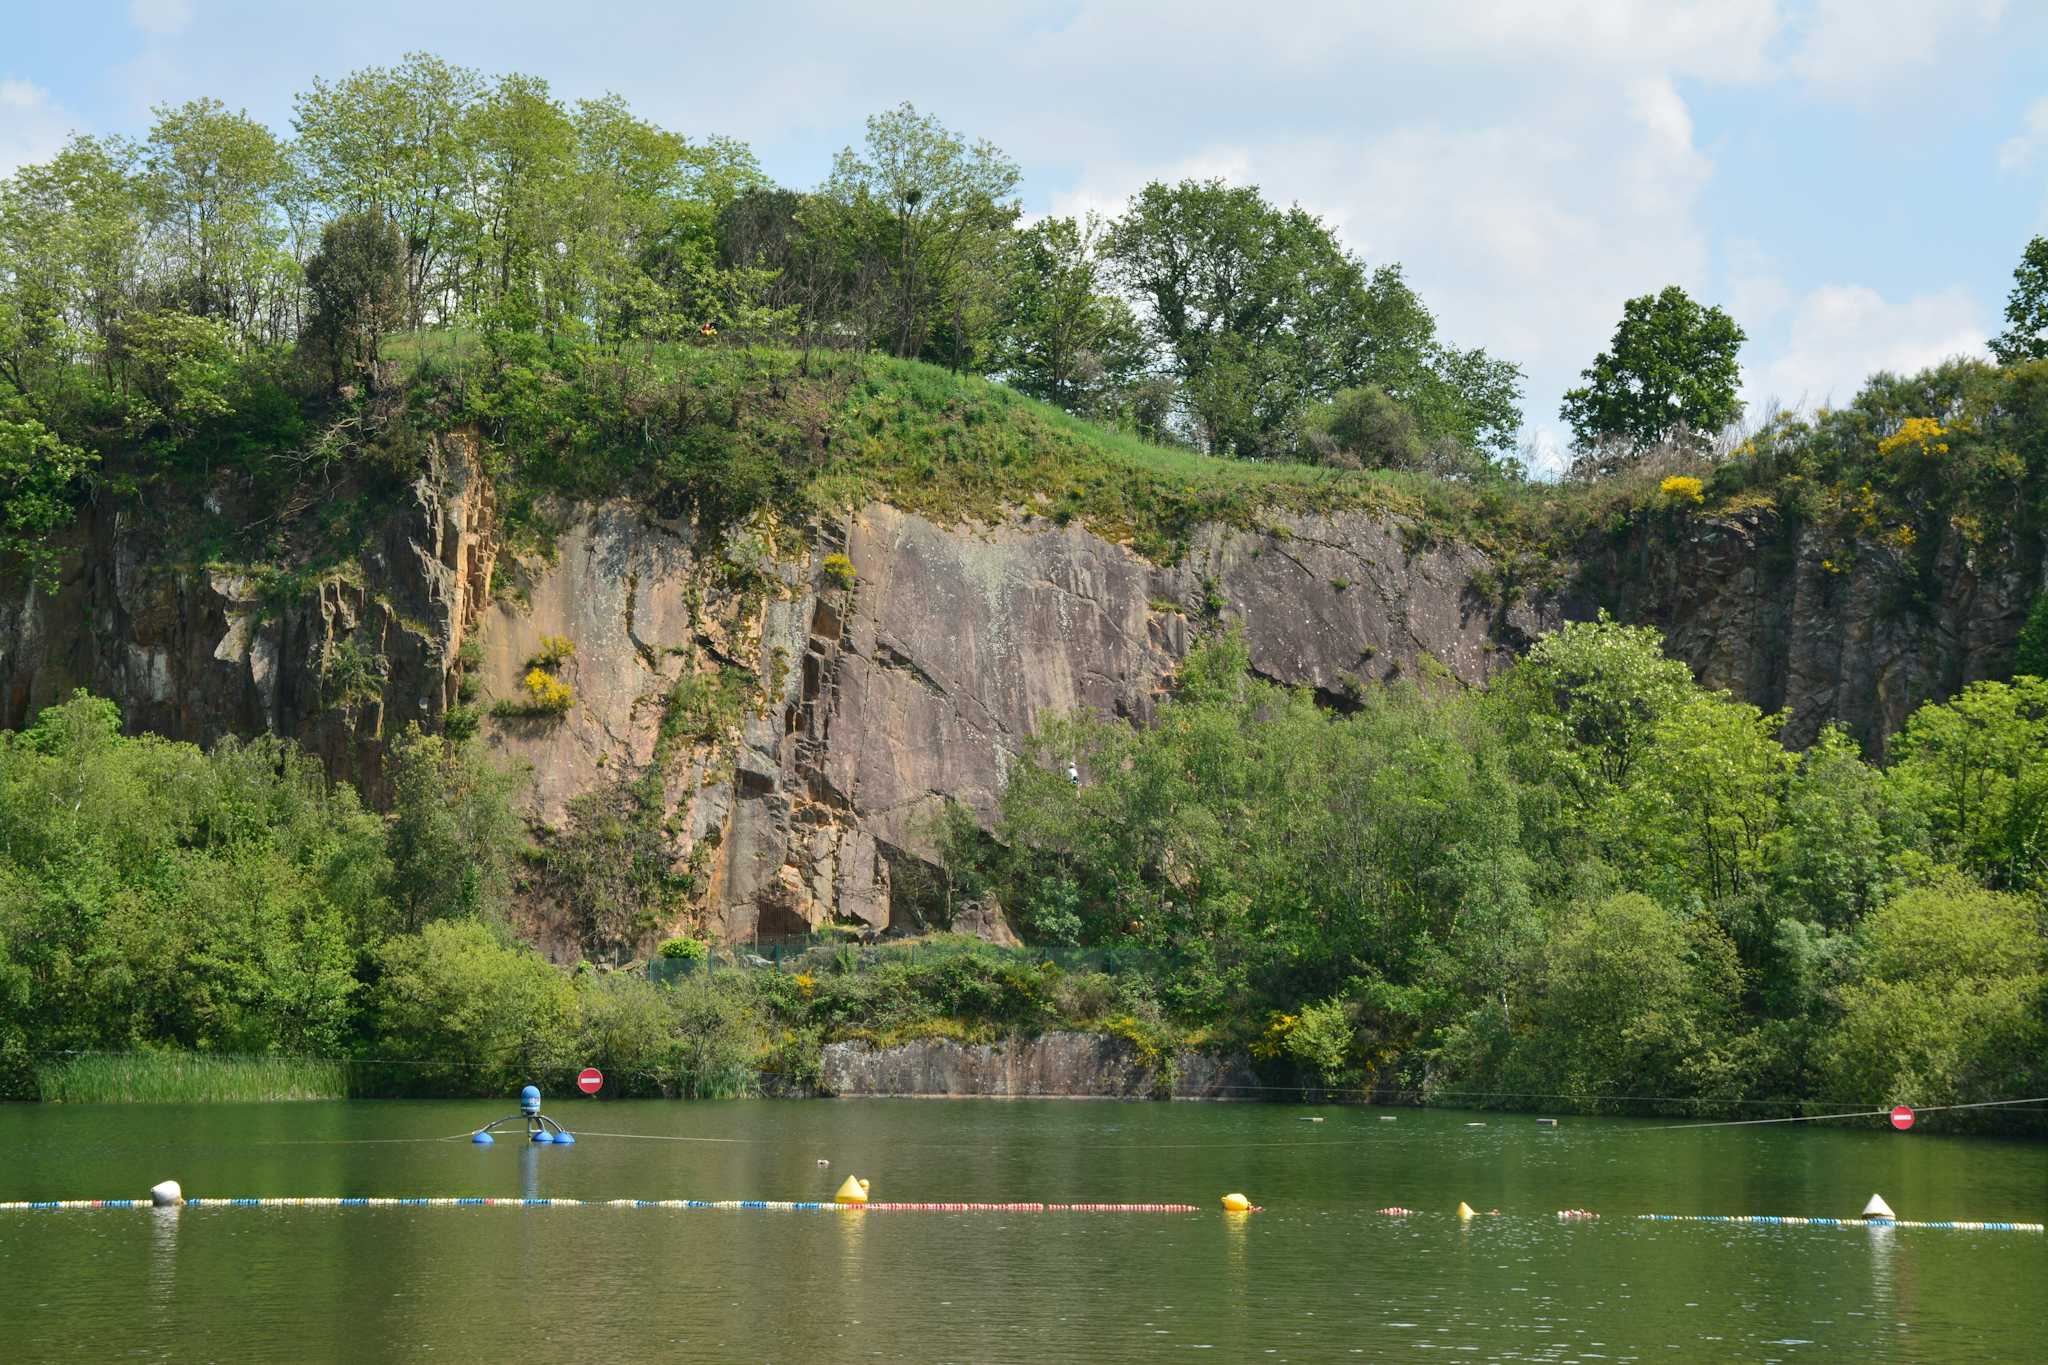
[0,432,496,801]
[1575,511,2042,757]
[2,456,2037,956]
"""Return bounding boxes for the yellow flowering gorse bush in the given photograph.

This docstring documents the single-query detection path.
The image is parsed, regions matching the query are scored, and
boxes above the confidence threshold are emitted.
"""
[1659,475,1705,506]
[1876,417,1949,459]
[518,667,574,714]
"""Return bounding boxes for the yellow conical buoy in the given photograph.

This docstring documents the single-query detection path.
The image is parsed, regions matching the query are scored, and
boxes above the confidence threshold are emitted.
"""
[1457,1201,1476,1220]
[835,1175,870,1205]
[1221,1192,1253,1212]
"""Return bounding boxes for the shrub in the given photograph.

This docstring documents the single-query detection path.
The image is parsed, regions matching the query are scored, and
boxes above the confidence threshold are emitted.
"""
[1286,999,1356,1086]
[493,667,574,717]
[572,974,676,1097]
[821,552,857,589]
[529,635,576,669]
[670,981,759,1098]
[1304,386,1426,471]
[659,936,709,962]
[1659,475,1705,506]
[367,921,578,1096]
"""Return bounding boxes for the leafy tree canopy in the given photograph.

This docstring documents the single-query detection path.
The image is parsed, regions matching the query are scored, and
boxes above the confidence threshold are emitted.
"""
[1560,285,1745,463]
[1990,234,2048,365]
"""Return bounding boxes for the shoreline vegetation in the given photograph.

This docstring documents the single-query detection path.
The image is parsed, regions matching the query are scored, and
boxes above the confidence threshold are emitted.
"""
[1,623,2045,1131]
[36,1053,351,1104]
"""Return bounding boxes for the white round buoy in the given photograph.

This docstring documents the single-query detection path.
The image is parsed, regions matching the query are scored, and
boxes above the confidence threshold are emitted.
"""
[150,1180,182,1207]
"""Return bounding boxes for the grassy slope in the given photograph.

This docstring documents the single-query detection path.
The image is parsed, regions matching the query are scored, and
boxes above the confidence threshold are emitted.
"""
[383,332,1640,567]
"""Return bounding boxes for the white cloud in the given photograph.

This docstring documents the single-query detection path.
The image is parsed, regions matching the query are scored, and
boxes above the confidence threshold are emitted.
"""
[1743,284,1989,412]
[129,0,192,37]
[0,79,76,177]
[1048,68,1717,476]
[1999,95,2048,173]
[1787,0,2007,96]
[1725,239,1794,327]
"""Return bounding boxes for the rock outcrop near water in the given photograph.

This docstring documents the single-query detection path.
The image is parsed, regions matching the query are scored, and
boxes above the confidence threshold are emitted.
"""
[1,446,2038,955]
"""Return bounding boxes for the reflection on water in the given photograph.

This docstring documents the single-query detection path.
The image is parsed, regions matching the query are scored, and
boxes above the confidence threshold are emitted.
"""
[0,1099,2041,1362]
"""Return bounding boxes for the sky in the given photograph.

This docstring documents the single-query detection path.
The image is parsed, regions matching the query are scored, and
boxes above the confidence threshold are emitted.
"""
[3,0,2046,473]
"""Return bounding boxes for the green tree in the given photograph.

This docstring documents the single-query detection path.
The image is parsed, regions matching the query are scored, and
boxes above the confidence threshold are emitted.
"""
[458,73,575,325]
[1989,235,2048,365]
[384,725,526,933]
[993,214,1147,415]
[368,920,577,1094]
[572,94,765,343]
[292,53,485,329]
[1286,999,1357,1087]
[1501,891,1744,1108]
[1560,285,1745,465]
[1887,676,2048,894]
[1492,613,1697,815]
[118,309,238,441]
[821,103,1020,366]
[0,406,95,587]
[302,211,407,390]
[0,135,151,394]
[1621,689,1793,905]
[0,696,390,1064]
[143,97,290,338]
[1818,879,2045,1116]
[1763,726,1910,930]
[1106,179,1521,459]
[1105,179,1362,456]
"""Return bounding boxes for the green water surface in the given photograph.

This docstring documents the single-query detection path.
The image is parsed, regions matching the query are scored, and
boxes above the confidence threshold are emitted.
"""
[0,1100,2042,1362]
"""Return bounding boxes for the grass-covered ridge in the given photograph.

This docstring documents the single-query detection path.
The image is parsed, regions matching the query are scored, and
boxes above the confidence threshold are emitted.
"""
[382,330,1552,565]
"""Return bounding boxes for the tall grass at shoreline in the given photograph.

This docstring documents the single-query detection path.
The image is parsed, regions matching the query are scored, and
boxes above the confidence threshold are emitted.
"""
[35,1053,350,1103]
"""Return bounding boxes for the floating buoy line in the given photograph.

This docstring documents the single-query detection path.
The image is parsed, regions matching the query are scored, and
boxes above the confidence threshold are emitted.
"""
[0,1196,1206,1215]
[1639,1215,2042,1232]
[6,1085,2040,1227]
[4,1196,2035,1228]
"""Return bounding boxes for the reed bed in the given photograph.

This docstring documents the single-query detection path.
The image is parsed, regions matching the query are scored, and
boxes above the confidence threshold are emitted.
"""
[35,1053,350,1103]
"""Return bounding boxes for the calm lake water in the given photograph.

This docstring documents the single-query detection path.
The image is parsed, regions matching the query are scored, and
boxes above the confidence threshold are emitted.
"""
[0,1099,2042,1362]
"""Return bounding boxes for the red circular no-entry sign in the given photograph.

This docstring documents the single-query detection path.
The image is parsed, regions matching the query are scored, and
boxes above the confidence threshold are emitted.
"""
[1890,1104,1915,1131]
[577,1067,604,1096]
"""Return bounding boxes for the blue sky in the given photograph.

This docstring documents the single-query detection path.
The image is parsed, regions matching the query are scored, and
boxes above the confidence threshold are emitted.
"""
[4,0,2045,471]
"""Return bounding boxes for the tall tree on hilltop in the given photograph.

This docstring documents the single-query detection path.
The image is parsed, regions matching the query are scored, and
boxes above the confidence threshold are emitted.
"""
[302,211,406,391]
[1990,235,2048,365]
[1107,179,1523,460]
[143,97,291,340]
[293,53,484,330]
[993,214,1146,416]
[1561,285,1745,471]
[821,103,1020,367]
[456,73,575,325]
